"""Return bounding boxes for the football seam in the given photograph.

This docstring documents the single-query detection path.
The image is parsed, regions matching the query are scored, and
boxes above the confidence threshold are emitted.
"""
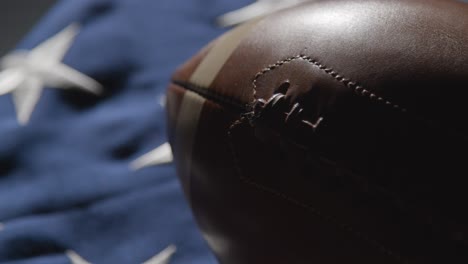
[252,54,407,112]
[251,54,467,142]
[172,72,467,144]
[171,79,247,112]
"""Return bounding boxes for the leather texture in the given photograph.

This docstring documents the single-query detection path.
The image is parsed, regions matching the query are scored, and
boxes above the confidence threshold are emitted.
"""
[167,0,468,263]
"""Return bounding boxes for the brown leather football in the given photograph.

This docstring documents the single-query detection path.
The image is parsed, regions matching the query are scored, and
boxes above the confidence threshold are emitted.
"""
[166,0,468,263]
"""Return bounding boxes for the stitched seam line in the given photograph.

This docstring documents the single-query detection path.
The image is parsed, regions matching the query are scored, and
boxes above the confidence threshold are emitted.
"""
[227,119,409,264]
[173,56,466,141]
[252,55,407,112]
[251,55,467,140]
[172,79,248,112]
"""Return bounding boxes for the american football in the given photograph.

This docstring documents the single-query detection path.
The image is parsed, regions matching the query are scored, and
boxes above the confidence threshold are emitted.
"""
[167,0,468,263]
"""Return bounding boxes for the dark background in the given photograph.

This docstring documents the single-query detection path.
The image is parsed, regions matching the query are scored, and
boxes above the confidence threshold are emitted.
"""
[0,0,57,56]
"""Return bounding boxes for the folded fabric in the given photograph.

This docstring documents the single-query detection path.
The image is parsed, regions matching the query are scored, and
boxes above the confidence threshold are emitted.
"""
[0,0,251,263]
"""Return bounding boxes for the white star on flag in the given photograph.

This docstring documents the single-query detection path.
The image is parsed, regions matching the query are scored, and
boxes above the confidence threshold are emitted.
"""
[0,23,103,125]
[66,245,176,264]
[142,245,177,264]
[130,142,173,171]
[66,250,92,264]
[217,0,310,27]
